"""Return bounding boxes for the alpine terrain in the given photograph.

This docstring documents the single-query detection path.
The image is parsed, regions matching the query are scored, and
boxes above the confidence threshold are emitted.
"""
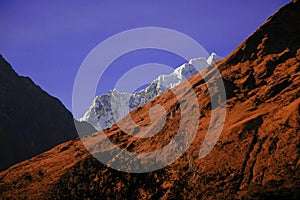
[81,53,223,130]
[0,1,299,199]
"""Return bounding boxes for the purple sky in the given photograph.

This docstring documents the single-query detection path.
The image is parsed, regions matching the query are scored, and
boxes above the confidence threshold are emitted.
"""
[0,0,289,117]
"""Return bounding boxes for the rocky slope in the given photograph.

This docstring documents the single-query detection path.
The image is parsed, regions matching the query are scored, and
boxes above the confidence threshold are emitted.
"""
[81,53,223,130]
[0,1,300,199]
[0,56,80,171]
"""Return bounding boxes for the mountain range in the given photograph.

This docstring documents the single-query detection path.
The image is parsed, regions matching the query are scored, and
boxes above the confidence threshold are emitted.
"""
[0,1,299,199]
[81,53,223,131]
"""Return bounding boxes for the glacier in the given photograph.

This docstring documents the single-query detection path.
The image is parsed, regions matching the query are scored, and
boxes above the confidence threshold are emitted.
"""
[80,53,223,130]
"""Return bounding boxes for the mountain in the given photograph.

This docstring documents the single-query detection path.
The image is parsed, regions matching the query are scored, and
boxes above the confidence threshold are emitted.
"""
[1,1,300,199]
[0,56,80,171]
[81,53,223,130]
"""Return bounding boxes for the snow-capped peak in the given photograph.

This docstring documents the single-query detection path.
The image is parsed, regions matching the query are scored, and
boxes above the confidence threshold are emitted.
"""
[81,53,223,130]
[207,52,224,65]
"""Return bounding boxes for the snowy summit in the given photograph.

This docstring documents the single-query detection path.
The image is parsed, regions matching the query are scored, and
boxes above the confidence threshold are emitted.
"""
[81,53,223,130]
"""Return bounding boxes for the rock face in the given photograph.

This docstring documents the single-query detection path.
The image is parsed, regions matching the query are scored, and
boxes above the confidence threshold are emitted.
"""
[81,53,222,130]
[0,56,79,171]
[0,1,300,199]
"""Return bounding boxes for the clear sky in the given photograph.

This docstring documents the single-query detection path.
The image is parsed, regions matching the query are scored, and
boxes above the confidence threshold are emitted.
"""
[0,0,290,116]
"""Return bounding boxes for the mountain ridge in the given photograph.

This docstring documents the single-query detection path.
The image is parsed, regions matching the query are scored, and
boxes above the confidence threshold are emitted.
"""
[81,53,223,131]
[0,1,299,199]
[0,55,79,171]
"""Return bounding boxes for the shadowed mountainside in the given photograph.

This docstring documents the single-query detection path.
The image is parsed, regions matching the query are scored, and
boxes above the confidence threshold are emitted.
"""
[0,56,81,171]
[0,1,299,199]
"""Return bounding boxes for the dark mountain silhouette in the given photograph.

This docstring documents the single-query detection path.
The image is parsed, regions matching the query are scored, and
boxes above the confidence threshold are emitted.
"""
[0,56,94,171]
[0,1,299,199]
